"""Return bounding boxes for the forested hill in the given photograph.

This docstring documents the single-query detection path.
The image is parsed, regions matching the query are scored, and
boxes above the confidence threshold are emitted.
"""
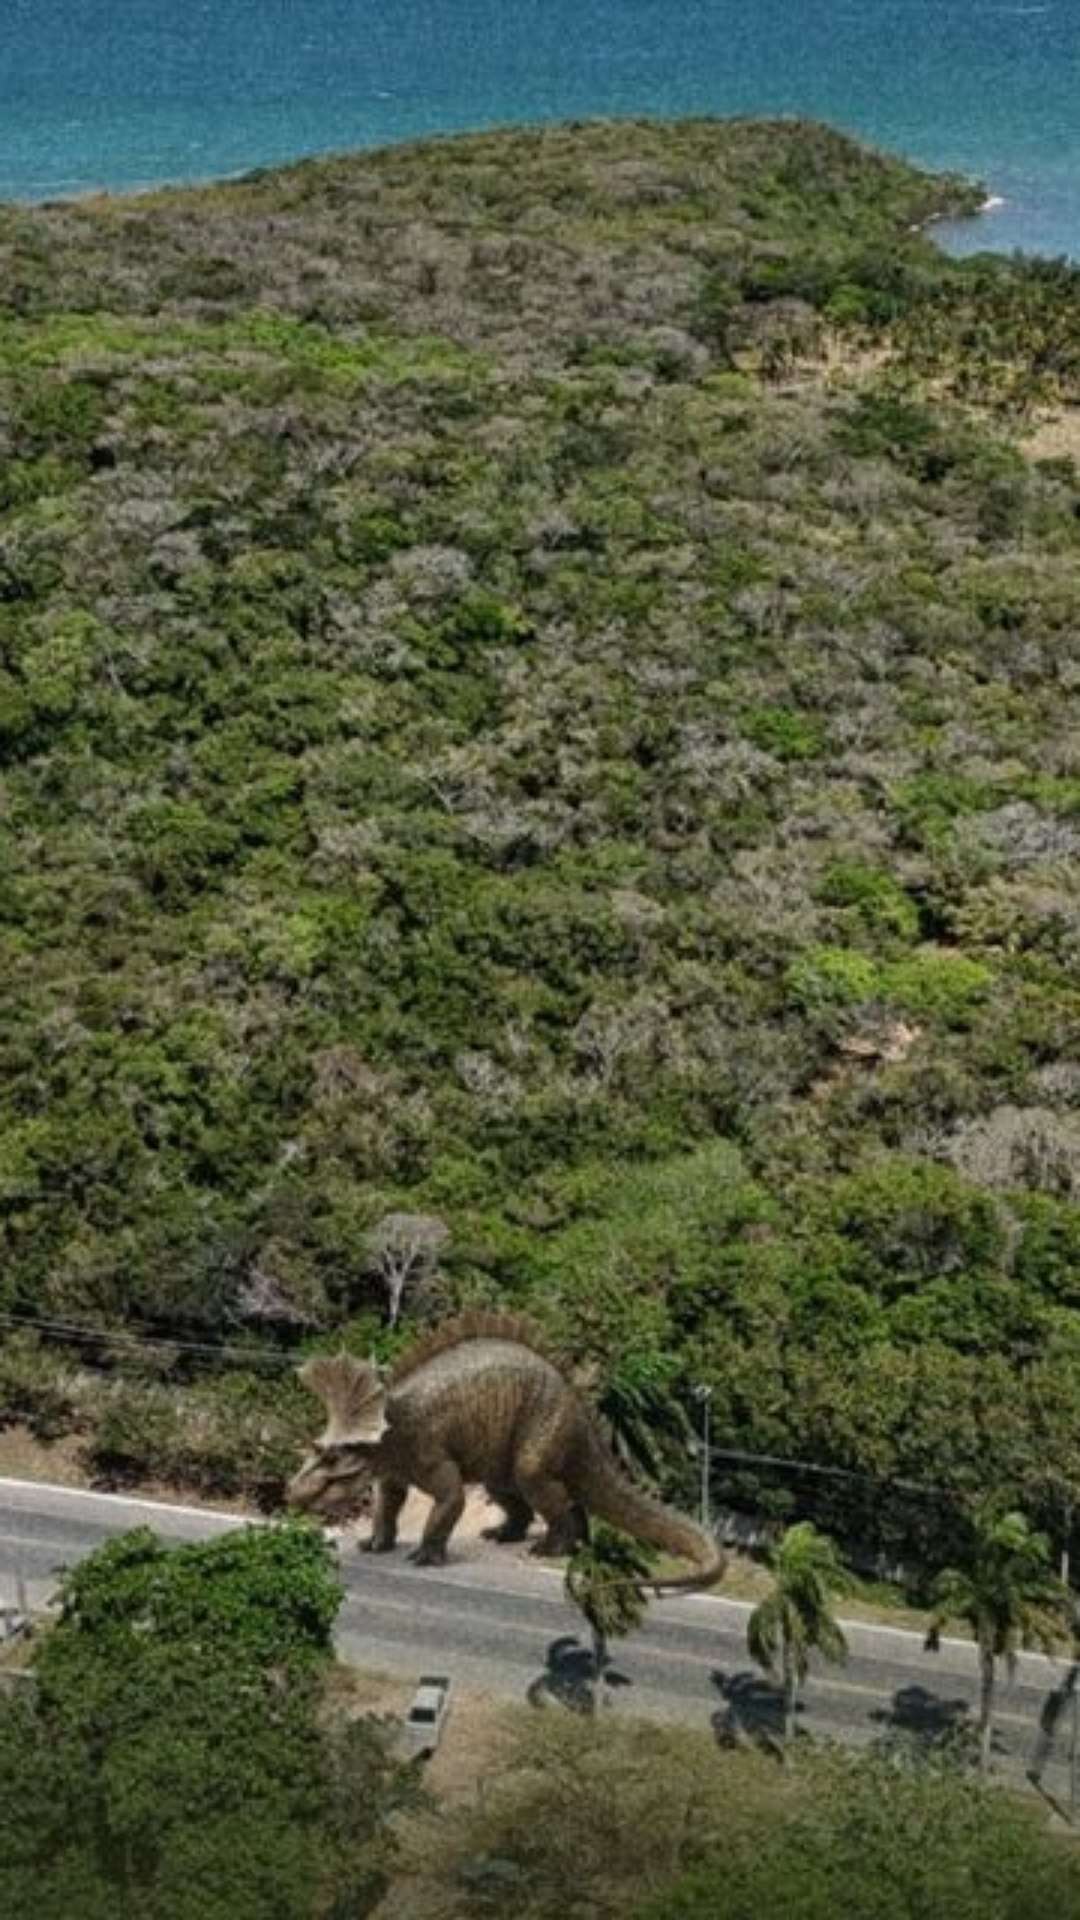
[4,116,1080,1541]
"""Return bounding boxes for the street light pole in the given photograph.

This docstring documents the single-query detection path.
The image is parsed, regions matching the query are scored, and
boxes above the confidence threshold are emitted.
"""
[693,1385,713,1534]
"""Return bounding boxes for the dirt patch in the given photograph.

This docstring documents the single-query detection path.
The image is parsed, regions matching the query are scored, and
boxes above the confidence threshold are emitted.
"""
[375,1686,518,1920]
[1020,410,1080,464]
[0,1629,36,1675]
[0,1426,88,1487]
[0,1423,258,1514]
[326,1660,515,1920]
[327,1663,413,1719]
[0,1428,505,1534]
[331,1487,503,1553]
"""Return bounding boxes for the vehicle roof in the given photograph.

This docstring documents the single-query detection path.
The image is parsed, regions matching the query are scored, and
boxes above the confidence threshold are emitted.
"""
[409,1680,448,1711]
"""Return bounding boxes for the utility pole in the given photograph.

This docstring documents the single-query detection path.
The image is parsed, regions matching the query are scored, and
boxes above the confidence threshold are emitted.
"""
[693,1384,714,1533]
[1060,1589,1068,1827]
[1060,1674,1068,1820]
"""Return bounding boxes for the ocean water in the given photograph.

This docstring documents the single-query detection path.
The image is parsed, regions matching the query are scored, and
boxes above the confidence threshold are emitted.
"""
[1,0,1079,258]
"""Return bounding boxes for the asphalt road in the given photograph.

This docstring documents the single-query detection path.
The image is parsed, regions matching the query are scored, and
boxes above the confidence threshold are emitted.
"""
[2,1476,1077,1799]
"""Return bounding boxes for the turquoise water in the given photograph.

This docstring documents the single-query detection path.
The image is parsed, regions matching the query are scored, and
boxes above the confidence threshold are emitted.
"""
[2,0,1080,256]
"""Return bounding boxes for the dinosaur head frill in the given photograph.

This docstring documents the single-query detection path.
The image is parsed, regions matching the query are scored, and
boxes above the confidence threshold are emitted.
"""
[286,1353,388,1518]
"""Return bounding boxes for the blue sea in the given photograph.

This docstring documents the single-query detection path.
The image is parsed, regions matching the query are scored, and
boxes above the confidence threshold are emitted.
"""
[2,0,1080,258]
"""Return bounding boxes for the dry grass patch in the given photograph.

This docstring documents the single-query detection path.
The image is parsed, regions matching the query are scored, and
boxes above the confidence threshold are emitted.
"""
[1020,407,1080,464]
[378,1709,788,1920]
[0,1424,86,1487]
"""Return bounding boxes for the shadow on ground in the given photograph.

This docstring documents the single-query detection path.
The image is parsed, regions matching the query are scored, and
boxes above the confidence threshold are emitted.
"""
[710,1668,787,1755]
[870,1683,972,1754]
[527,1635,634,1713]
[1027,1661,1079,1809]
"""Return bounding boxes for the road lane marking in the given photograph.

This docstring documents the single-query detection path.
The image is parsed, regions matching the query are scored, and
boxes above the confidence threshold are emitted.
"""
[338,1563,1059,1694]
[334,1590,1039,1730]
[0,1533,1048,1737]
[0,1478,247,1527]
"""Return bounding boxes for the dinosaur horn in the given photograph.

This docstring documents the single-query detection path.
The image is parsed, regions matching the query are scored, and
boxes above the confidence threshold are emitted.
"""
[298,1353,387,1445]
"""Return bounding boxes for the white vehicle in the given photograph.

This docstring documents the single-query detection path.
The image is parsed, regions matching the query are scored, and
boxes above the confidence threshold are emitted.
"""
[401,1674,452,1759]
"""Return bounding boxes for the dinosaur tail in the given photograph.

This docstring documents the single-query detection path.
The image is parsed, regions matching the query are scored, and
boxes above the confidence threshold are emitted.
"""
[581,1432,726,1593]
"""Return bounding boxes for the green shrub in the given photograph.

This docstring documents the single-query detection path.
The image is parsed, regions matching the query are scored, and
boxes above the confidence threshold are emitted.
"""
[13,375,107,452]
[128,800,243,900]
[741,705,826,761]
[786,946,880,1009]
[818,863,920,941]
[880,947,993,1023]
[833,387,945,463]
[0,1334,80,1441]
[89,1383,182,1482]
[639,1746,1080,1920]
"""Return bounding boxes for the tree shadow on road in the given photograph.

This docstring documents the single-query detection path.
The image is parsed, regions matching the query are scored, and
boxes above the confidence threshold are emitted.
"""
[870,1682,972,1754]
[526,1634,633,1713]
[1026,1661,1079,1817]
[710,1668,786,1757]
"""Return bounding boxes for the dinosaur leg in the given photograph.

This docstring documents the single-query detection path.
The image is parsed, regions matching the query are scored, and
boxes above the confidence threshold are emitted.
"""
[362,1476,409,1554]
[409,1459,465,1566]
[517,1473,587,1557]
[481,1487,535,1543]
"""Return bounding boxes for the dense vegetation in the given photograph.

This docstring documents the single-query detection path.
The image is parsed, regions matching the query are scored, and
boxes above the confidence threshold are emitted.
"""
[399,1711,1080,1919]
[5,117,1080,1555]
[6,1525,1077,1920]
[0,1524,419,1917]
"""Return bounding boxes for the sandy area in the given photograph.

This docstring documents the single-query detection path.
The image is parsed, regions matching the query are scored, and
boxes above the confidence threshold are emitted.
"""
[1020,409,1080,464]
[0,1426,89,1487]
[332,1486,507,1550]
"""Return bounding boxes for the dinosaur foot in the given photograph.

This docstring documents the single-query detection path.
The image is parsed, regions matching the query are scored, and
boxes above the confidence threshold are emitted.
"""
[361,1537,397,1554]
[408,1544,448,1567]
[481,1523,530,1544]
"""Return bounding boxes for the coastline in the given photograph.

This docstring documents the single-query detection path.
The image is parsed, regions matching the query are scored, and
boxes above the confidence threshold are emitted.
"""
[2,118,993,226]
[915,186,1003,244]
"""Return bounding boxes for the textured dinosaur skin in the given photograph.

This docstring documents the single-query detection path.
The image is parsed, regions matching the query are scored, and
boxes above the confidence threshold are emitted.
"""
[287,1313,725,1589]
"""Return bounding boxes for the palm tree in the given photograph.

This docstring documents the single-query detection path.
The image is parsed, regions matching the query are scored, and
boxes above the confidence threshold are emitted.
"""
[597,1371,694,1486]
[926,1506,1072,1777]
[747,1521,851,1752]
[564,1522,656,1710]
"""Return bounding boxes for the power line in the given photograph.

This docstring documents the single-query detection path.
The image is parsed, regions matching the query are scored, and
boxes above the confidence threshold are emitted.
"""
[0,1309,294,1370]
[707,1443,949,1500]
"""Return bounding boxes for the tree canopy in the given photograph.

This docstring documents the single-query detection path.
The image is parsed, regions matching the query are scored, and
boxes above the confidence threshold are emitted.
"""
[0,1522,421,1920]
[639,1744,1080,1920]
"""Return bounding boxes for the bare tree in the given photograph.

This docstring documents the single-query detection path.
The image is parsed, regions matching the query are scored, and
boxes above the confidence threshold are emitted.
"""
[235,1238,323,1328]
[936,1105,1080,1198]
[364,1213,450,1328]
[236,1265,315,1327]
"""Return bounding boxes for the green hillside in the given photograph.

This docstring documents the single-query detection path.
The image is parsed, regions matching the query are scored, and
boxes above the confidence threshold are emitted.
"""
[3,117,1080,1548]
